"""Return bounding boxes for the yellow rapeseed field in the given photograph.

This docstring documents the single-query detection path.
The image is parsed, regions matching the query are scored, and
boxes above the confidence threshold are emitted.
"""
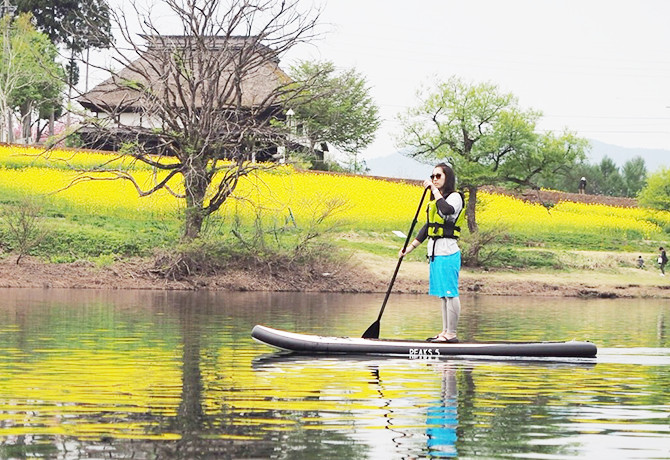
[477,193,668,240]
[1,144,669,242]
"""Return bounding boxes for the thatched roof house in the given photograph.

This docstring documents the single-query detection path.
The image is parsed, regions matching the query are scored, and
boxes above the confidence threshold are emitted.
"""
[77,35,331,164]
[79,35,291,115]
[77,35,294,156]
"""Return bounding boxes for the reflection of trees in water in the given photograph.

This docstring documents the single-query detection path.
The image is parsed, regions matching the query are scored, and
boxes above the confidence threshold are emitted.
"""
[151,301,365,459]
[2,293,639,459]
[0,298,366,459]
[146,299,365,459]
[658,312,666,344]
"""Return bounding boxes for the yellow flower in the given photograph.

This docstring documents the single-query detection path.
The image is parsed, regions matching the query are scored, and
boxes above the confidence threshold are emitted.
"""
[1,144,667,240]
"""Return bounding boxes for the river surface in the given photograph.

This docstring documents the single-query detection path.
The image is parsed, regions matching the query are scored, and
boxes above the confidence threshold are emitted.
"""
[0,289,668,459]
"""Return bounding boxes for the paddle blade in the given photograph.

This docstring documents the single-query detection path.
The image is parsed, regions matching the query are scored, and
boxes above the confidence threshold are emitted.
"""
[362,321,380,339]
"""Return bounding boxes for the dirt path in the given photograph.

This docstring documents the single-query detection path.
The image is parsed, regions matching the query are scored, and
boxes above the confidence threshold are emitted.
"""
[2,253,670,298]
[355,252,670,298]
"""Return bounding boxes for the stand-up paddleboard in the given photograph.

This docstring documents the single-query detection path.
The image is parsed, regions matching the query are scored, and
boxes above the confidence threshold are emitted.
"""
[251,325,598,359]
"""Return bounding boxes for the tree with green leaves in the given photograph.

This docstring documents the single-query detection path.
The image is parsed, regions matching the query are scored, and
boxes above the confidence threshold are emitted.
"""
[15,0,113,122]
[537,154,646,198]
[622,156,647,198]
[287,61,380,172]
[637,168,670,210]
[9,14,65,141]
[0,13,65,142]
[594,157,626,196]
[396,76,587,234]
[15,0,113,53]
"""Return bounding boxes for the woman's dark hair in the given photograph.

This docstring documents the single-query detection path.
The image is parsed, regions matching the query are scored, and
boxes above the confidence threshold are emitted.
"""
[435,163,456,195]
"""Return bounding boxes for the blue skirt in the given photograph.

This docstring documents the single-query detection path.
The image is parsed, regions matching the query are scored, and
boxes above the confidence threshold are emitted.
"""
[429,252,461,298]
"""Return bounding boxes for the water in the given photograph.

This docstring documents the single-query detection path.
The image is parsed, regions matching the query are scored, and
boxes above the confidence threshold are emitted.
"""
[0,289,668,459]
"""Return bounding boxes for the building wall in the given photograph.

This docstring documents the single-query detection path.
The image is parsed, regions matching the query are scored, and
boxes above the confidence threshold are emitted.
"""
[94,112,163,129]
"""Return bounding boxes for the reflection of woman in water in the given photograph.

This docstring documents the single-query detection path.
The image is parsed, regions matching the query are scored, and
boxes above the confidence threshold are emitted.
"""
[426,363,458,457]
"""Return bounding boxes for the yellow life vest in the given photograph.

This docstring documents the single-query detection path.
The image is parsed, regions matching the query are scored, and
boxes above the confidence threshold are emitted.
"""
[427,192,465,239]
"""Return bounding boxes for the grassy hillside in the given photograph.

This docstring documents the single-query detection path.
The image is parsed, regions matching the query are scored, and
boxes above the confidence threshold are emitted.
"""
[1,144,668,271]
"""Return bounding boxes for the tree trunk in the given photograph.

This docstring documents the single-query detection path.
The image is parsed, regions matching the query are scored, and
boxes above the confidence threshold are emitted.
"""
[463,185,480,267]
[21,102,31,143]
[183,207,205,241]
[8,113,13,143]
[49,108,55,137]
[465,185,478,234]
[182,165,210,241]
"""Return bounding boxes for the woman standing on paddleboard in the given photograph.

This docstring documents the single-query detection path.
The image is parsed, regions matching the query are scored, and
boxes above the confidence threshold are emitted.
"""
[399,163,465,343]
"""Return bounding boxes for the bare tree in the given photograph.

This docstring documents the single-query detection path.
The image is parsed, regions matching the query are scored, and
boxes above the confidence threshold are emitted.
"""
[1,196,50,265]
[75,0,321,240]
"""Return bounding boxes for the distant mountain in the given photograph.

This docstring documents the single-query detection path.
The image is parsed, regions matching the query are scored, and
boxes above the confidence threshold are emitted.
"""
[366,151,431,180]
[588,140,670,172]
[366,140,670,180]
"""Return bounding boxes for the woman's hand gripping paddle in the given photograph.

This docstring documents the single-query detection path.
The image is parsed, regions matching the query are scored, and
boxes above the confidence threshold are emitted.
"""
[362,186,430,339]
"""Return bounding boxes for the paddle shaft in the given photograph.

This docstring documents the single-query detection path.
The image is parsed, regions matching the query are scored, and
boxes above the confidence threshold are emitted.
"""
[362,186,430,338]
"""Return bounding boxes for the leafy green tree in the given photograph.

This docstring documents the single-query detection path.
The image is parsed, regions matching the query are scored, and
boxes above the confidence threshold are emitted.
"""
[596,157,625,196]
[536,159,586,193]
[287,61,380,171]
[537,155,645,198]
[7,14,65,140]
[15,0,113,54]
[570,157,627,197]
[637,168,670,210]
[622,156,647,198]
[396,76,587,234]
[16,0,113,117]
[0,13,65,142]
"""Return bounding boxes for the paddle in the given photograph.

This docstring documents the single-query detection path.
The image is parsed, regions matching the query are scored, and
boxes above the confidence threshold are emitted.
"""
[362,186,430,339]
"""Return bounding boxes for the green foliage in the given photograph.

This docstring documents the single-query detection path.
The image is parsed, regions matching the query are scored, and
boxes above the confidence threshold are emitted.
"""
[396,76,588,238]
[397,76,587,190]
[287,60,381,160]
[539,155,646,198]
[638,168,670,211]
[0,13,66,140]
[15,0,113,53]
[0,196,50,264]
[92,253,120,268]
[622,156,647,197]
[591,157,625,196]
[35,226,153,262]
[57,130,83,149]
[0,198,179,262]
[287,149,347,172]
[483,248,562,269]
[231,197,348,257]
[502,230,652,252]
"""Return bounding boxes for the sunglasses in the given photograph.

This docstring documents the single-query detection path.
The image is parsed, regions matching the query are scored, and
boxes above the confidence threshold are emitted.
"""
[430,173,442,180]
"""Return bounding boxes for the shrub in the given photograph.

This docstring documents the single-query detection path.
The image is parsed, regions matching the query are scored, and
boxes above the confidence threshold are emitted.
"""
[0,197,50,264]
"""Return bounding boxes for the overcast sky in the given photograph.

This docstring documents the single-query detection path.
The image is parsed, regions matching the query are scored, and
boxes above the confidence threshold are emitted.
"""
[283,0,670,160]
[100,0,670,161]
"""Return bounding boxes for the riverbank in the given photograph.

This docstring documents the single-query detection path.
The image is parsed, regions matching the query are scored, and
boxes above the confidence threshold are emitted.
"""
[2,252,670,298]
